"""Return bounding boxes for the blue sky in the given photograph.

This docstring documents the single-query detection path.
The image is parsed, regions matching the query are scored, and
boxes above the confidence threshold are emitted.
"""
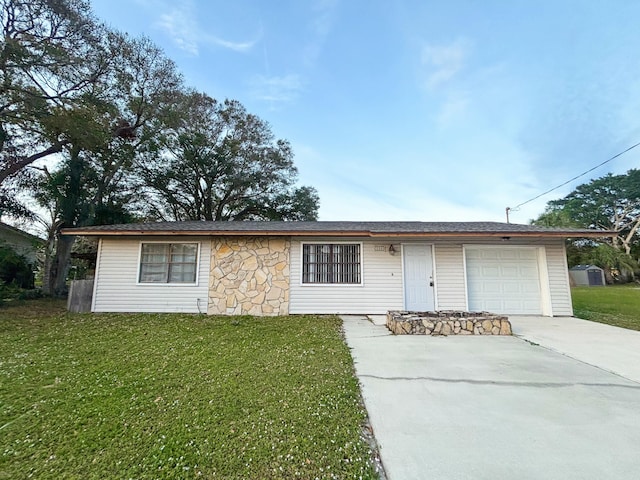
[91,0,640,223]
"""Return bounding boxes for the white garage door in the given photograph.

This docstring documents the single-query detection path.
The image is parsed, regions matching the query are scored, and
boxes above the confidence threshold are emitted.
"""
[465,247,542,314]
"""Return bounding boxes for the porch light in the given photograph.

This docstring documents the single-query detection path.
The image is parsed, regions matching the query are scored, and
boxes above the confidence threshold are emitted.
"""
[389,244,396,255]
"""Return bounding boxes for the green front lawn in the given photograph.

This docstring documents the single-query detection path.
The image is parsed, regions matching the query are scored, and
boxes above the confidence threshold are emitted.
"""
[572,284,640,331]
[0,300,379,479]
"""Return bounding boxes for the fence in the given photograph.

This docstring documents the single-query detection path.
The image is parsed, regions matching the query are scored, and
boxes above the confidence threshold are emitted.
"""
[67,279,94,312]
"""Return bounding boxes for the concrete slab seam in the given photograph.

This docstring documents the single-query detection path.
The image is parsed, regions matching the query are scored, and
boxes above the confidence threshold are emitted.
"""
[358,373,640,389]
[513,334,640,386]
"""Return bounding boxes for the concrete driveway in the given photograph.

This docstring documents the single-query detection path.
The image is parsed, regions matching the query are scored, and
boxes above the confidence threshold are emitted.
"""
[512,316,640,383]
[342,316,640,480]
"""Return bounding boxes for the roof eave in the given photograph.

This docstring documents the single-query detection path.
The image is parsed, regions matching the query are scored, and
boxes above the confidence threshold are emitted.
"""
[61,229,373,236]
[61,229,616,238]
[370,231,616,238]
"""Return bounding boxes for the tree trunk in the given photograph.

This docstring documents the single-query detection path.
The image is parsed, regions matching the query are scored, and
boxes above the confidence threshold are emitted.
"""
[47,145,83,298]
[42,239,55,296]
[49,234,76,298]
[41,219,61,296]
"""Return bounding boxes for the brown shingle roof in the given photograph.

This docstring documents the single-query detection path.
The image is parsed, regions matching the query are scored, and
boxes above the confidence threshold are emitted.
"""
[61,221,614,238]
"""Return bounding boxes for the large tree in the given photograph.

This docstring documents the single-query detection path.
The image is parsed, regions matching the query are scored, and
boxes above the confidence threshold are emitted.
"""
[0,0,109,190]
[537,169,640,255]
[135,93,319,221]
[6,2,320,296]
[533,169,640,281]
[34,145,137,295]
[32,33,184,296]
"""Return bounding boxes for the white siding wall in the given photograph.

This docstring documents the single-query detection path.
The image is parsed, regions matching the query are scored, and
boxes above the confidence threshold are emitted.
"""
[433,244,467,310]
[289,238,403,314]
[92,236,211,313]
[545,241,573,316]
[290,237,573,316]
[92,235,573,317]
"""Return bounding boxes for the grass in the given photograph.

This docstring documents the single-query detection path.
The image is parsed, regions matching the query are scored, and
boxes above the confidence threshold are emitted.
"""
[572,284,640,331]
[0,300,379,479]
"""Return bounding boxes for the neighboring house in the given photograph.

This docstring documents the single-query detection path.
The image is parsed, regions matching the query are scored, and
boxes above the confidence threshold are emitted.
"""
[0,222,44,265]
[62,221,611,317]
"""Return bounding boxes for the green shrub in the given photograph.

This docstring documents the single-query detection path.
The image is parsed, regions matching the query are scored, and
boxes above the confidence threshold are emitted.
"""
[0,244,35,289]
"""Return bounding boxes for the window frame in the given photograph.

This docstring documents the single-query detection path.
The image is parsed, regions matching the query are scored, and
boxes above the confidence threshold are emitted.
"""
[299,241,364,286]
[136,241,201,286]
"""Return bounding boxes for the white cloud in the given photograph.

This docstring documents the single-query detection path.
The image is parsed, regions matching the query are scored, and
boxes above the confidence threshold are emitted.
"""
[156,6,199,55]
[251,1,337,108]
[250,74,304,104]
[153,1,258,55]
[303,0,339,67]
[422,38,472,89]
[206,36,257,53]
[312,0,339,37]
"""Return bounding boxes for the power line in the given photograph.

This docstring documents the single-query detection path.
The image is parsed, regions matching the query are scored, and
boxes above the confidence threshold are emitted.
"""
[506,140,640,219]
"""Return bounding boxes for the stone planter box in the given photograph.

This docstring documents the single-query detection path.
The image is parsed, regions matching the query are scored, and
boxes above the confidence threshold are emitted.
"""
[387,311,512,336]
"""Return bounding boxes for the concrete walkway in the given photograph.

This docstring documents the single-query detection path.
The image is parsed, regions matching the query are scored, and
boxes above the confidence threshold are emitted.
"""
[342,315,640,480]
[511,316,640,383]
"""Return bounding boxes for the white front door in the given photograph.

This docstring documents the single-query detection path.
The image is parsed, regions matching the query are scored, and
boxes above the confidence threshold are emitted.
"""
[403,244,435,311]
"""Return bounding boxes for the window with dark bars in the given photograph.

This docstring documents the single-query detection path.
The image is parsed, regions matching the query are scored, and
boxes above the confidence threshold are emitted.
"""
[302,244,361,284]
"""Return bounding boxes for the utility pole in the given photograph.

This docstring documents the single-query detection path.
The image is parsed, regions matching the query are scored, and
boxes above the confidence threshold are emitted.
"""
[505,207,511,223]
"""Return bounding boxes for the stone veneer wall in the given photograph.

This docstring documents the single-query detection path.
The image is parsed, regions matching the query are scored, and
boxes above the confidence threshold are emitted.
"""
[387,311,512,335]
[208,237,290,316]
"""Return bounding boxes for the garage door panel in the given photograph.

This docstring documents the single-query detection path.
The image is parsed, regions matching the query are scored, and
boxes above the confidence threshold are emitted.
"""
[520,266,537,275]
[481,266,500,276]
[519,251,538,260]
[466,247,542,315]
[483,283,502,294]
[503,283,521,294]
[501,266,520,277]
[522,283,540,293]
[523,300,542,310]
[481,300,504,311]
[503,300,525,310]
[499,250,519,260]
